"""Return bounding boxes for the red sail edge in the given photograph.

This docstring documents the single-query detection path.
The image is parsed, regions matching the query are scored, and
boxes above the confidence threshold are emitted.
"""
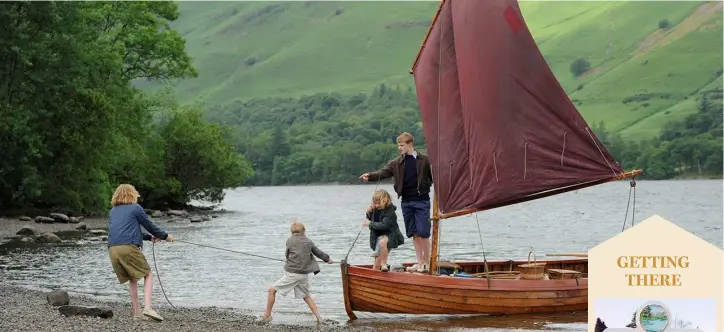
[411,0,624,216]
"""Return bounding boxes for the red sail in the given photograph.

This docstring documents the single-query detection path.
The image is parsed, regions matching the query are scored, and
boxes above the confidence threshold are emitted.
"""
[412,0,624,215]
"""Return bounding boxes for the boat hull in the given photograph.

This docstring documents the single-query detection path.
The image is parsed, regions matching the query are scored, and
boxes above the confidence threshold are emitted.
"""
[340,259,588,319]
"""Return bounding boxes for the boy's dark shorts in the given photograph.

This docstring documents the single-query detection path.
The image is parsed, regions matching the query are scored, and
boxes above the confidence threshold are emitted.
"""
[401,200,431,238]
[108,244,151,284]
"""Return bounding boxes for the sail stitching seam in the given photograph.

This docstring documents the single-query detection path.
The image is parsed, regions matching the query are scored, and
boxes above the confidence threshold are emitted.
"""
[560,132,567,166]
[524,142,528,179]
[493,152,500,182]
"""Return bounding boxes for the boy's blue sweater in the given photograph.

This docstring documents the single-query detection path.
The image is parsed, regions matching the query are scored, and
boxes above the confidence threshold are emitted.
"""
[107,203,168,249]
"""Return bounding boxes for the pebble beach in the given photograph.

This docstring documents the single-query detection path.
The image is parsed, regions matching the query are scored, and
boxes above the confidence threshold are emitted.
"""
[0,286,379,332]
[0,212,381,332]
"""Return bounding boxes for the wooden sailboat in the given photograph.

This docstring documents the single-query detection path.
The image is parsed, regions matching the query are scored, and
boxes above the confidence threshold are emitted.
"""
[340,0,642,319]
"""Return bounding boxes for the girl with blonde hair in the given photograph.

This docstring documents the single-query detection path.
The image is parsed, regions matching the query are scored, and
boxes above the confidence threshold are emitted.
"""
[362,189,405,271]
[107,184,175,321]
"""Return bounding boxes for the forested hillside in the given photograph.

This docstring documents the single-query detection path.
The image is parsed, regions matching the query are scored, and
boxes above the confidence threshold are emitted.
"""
[168,1,721,185]
[1,1,721,216]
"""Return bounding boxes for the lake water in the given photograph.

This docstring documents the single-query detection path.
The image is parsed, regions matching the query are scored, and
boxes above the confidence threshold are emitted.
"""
[641,318,668,332]
[1,180,722,331]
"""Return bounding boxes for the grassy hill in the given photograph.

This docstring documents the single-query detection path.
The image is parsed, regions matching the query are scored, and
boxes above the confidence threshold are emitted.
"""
[143,0,722,141]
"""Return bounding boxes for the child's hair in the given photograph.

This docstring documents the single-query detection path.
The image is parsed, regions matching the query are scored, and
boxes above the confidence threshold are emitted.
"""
[397,132,414,144]
[111,184,140,206]
[372,189,392,209]
[290,220,305,234]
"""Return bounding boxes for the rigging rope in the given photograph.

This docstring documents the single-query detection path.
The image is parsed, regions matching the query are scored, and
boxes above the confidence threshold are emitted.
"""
[345,176,383,261]
[620,178,637,232]
[473,213,489,273]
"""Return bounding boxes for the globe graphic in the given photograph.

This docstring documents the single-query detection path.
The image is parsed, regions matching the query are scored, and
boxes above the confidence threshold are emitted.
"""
[638,303,670,332]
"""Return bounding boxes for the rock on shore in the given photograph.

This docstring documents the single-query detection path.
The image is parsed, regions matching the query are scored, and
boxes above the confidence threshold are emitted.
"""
[0,286,377,332]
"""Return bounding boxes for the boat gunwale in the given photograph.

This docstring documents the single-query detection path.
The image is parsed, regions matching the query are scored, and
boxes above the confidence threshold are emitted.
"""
[345,263,588,292]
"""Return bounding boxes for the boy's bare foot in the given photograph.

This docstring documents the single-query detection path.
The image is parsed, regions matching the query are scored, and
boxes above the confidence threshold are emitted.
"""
[261,315,272,323]
[133,313,148,321]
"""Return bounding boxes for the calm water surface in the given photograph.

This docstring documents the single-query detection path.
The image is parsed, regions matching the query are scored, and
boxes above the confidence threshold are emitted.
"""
[1,180,722,331]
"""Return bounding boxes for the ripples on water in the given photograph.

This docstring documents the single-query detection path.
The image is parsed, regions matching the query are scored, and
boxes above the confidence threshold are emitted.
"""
[1,180,721,331]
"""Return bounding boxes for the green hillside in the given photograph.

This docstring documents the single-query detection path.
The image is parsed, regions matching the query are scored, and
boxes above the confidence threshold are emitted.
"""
[141,1,723,141]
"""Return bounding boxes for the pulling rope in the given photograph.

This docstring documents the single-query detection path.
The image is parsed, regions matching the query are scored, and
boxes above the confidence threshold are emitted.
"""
[174,239,286,262]
[150,239,342,323]
[149,172,386,321]
[151,241,249,323]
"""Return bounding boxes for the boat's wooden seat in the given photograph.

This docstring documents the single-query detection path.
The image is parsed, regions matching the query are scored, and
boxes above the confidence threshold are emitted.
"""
[547,268,582,279]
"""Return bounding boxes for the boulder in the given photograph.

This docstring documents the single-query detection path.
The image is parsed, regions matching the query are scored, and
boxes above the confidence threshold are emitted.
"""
[16,225,37,236]
[36,232,62,244]
[190,216,204,223]
[151,210,164,218]
[75,222,87,230]
[35,216,55,224]
[20,237,36,243]
[19,216,32,222]
[212,215,219,218]
[47,289,70,306]
[202,215,211,221]
[167,210,188,217]
[89,229,107,236]
[68,217,80,224]
[58,305,113,319]
[49,213,70,223]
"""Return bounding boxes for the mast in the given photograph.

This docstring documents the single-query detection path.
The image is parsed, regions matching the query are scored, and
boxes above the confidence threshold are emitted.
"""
[429,194,441,274]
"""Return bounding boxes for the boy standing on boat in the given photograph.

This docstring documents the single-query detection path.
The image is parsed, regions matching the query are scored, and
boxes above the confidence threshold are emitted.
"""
[359,132,433,273]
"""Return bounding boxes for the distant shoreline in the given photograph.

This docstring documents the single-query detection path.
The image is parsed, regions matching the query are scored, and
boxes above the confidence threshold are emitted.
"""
[235,177,722,189]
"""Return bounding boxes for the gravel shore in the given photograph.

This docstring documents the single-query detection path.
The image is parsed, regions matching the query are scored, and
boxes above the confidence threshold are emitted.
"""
[0,216,108,239]
[0,286,377,332]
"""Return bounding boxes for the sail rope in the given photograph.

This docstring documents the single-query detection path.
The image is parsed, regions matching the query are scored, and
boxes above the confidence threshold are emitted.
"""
[620,178,637,232]
[584,127,619,177]
[151,241,258,323]
[473,213,489,273]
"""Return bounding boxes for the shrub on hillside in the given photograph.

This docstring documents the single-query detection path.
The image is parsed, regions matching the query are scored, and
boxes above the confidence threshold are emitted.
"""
[658,19,671,29]
[570,58,591,77]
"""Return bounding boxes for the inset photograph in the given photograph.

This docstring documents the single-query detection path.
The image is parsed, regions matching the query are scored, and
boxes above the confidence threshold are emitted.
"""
[594,298,716,332]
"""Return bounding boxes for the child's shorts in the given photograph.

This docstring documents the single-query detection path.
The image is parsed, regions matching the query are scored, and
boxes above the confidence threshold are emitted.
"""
[108,244,151,284]
[272,271,310,299]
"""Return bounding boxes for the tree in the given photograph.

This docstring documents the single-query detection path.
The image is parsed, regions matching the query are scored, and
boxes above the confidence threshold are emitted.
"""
[570,58,591,77]
[658,19,671,29]
[157,106,253,207]
[595,318,608,332]
[0,1,249,215]
[626,312,637,328]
